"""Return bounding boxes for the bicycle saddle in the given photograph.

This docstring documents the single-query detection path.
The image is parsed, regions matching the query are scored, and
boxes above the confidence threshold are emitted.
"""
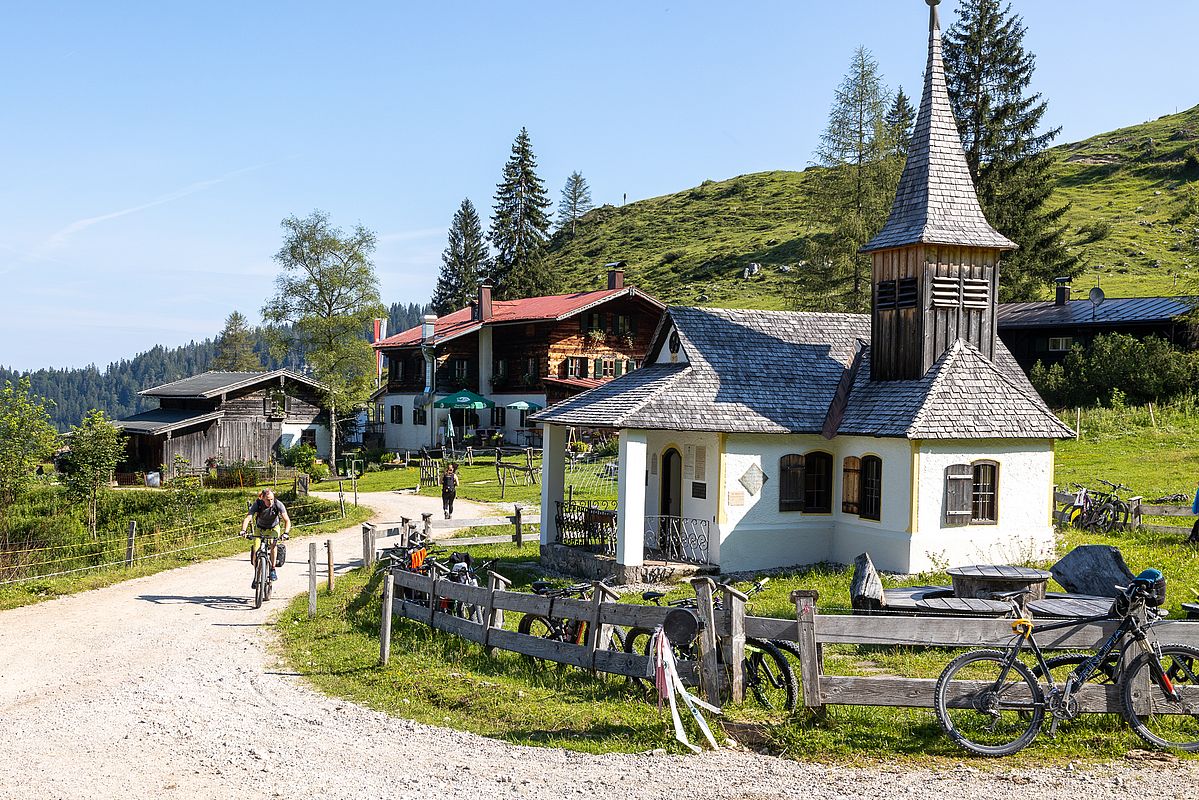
[642,591,666,602]
[530,580,553,594]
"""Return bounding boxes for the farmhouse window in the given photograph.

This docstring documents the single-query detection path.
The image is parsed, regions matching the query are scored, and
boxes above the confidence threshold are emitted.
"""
[1048,337,1073,352]
[860,456,882,521]
[494,359,508,378]
[842,457,861,514]
[779,454,805,511]
[299,429,316,448]
[803,451,833,513]
[492,407,506,427]
[390,405,403,425]
[412,407,427,426]
[972,461,999,523]
[601,358,615,378]
[615,314,632,335]
[566,357,587,379]
[526,356,538,379]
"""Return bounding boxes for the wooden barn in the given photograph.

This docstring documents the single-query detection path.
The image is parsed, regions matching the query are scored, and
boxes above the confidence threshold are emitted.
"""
[115,370,330,471]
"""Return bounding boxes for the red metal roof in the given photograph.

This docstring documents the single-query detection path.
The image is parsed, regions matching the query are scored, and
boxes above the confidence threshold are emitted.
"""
[375,287,661,349]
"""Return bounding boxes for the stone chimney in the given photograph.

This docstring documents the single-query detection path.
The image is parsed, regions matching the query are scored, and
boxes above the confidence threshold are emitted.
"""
[1054,278,1071,307]
[478,280,493,320]
[605,262,626,290]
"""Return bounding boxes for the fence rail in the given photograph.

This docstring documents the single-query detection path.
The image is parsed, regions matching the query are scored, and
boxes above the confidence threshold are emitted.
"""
[1052,488,1194,535]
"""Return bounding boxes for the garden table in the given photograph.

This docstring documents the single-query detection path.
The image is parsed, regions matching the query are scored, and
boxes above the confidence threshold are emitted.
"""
[946,564,1052,601]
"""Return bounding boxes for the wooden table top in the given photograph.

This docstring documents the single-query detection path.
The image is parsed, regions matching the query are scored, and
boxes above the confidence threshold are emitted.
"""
[914,596,1012,615]
[946,564,1052,580]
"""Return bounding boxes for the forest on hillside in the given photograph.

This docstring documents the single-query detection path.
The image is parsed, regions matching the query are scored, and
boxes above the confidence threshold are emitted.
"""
[1,301,429,431]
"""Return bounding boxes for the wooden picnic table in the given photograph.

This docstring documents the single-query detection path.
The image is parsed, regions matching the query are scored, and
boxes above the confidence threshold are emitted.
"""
[946,564,1052,601]
[914,596,1011,616]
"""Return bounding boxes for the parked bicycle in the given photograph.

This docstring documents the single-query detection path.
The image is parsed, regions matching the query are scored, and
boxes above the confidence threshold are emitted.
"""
[517,579,626,665]
[933,568,1199,756]
[623,578,799,712]
[1066,480,1135,533]
[242,530,288,609]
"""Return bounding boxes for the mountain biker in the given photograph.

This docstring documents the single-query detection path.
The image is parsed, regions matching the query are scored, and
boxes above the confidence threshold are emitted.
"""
[241,488,292,588]
[1190,480,1199,544]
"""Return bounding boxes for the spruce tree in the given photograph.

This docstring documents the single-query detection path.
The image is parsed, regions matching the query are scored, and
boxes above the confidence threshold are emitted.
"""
[943,0,1077,300]
[557,171,594,236]
[487,128,555,299]
[213,311,262,371]
[432,199,488,316]
[802,47,901,312]
[885,87,916,159]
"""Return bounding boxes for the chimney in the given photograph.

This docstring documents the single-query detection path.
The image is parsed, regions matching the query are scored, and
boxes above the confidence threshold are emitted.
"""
[478,280,493,320]
[469,301,479,321]
[1054,278,1071,307]
[605,261,626,290]
[421,314,436,343]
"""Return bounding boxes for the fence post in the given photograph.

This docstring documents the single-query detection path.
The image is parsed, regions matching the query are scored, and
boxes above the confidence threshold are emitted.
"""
[125,520,136,567]
[338,480,346,518]
[379,570,395,666]
[352,472,358,507]
[483,571,512,652]
[690,576,721,707]
[792,589,823,712]
[326,539,335,593]
[513,504,523,547]
[585,580,620,671]
[362,523,375,566]
[308,542,318,618]
[720,583,748,704]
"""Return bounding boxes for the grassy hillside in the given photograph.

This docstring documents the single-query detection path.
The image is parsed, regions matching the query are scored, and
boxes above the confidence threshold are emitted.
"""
[547,104,1199,305]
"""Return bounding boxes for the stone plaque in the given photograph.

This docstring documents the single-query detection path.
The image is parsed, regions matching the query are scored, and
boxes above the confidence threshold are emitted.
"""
[738,463,767,496]
[727,490,745,507]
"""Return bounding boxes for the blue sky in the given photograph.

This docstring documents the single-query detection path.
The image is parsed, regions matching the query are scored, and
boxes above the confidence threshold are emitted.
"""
[3,1,1197,370]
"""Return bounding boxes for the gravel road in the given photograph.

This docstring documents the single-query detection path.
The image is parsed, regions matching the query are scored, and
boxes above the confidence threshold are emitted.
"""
[3,492,1197,799]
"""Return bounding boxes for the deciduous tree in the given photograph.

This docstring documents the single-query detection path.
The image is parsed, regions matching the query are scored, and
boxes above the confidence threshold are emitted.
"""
[262,210,386,467]
[0,378,58,540]
[488,128,554,299]
[943,0,1077,299]
[62,409,125,540]
[213,311,262,371]
[432,199,488,316]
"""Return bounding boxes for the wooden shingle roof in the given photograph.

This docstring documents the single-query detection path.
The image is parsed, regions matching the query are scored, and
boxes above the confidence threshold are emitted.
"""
[140,370,325,399]
[861,1,1015,254]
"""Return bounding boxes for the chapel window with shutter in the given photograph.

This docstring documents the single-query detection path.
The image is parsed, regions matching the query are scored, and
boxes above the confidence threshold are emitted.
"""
[860,455,882,521]
[779,454,805,511]
[972,461,999,523]
[842,456,861,514]
[803,451,833,513]
[944,461,999,525]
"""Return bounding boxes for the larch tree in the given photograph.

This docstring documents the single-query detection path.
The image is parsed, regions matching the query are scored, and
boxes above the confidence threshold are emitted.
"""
[557,171,594,236]
[943,0,1077,299]
[213,311,262,371]
[0,378,58,542]
[487,128,555,299]
[804,46,902,312]
[62,409,126,540]
[262,210,386,468]
[432,198,489,316]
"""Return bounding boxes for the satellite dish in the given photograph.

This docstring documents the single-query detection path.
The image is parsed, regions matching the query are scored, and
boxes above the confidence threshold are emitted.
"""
[1089,286,1106,307]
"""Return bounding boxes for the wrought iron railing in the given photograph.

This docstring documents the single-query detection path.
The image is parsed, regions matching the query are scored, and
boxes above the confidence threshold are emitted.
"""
[554,500,618,554]
[644,516,712,565]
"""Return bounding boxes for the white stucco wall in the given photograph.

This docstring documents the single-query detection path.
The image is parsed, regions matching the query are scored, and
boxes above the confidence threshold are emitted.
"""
[642,429,721,560]
[280,421,331,459]
[382,390,548,451]
[382,393,435,451]
[909,440,1057,571]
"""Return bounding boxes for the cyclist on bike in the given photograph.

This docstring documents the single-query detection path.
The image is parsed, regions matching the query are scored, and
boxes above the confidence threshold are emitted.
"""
[240,488,292,588]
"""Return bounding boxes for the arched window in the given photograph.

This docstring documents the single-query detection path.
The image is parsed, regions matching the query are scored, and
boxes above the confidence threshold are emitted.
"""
[779,454,805,511]
[804,452,833,513]
[860,455,882,521]
[842,456,861,514]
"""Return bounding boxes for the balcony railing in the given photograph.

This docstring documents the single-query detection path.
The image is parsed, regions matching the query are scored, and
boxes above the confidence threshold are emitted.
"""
[645,516,712,565]
[555,500,617,554]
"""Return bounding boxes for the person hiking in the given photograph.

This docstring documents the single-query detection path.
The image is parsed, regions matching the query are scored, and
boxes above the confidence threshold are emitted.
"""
[241,488,292,587]
[441,463,459,520]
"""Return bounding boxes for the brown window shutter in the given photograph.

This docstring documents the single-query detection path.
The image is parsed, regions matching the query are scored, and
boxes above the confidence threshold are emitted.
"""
[945,464,973,526]
[779,454,805,512]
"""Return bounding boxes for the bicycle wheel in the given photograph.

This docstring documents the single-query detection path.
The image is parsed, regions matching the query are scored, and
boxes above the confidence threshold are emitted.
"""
[253,557,267,609]
[934,649,1044,757]
[1122,643,1199,751]
[623,627,655,688]
[516,614,558,666]
[264,571,273,601]
[1095,503,1119,533]
[745,638,798,712]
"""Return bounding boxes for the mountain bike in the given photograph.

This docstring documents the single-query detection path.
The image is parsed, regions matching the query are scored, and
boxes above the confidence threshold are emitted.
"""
[517,580,626,667]
[623,579,798,711]
[933,568,1199,756]
[442,551,494,623]
[243,531,288,609]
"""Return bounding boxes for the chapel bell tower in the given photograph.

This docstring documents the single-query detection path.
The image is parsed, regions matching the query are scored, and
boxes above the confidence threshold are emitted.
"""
[860,0,1017,381]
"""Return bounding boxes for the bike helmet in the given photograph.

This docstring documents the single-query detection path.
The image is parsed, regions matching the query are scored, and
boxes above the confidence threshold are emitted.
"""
[1133,567,1167,607]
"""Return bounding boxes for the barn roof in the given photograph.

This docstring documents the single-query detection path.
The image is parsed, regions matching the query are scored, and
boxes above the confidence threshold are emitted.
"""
[860,1,1015,254]
[374,287,663,349]
[140,370,325,399]
[113,408,224,435]
[533,306,1072,440]
[997,296,1194,329]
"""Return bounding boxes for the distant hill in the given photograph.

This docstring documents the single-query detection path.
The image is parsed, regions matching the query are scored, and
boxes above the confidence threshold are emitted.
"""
[545,103,1199,304]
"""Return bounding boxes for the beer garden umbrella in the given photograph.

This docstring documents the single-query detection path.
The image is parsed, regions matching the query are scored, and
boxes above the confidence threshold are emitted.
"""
[504,400,544,411]
[433,390,494,444]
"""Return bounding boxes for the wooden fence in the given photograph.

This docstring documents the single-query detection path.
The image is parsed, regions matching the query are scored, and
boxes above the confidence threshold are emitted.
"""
[361,507,534,563]
[1053,488,1194,536]
[378,572,1199,714]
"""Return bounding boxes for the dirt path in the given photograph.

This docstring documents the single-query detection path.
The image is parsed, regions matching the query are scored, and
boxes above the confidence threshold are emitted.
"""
[2,493,1198,799]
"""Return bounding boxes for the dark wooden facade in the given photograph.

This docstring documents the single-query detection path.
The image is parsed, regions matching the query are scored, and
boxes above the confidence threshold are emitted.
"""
[871,245,1002,381]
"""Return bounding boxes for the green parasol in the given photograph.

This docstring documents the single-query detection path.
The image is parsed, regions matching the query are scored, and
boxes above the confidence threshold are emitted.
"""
[504,400,544,412]
[433,389,494,409]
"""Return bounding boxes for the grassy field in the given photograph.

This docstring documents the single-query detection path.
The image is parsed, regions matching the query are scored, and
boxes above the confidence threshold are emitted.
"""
[542,104,1199,307]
